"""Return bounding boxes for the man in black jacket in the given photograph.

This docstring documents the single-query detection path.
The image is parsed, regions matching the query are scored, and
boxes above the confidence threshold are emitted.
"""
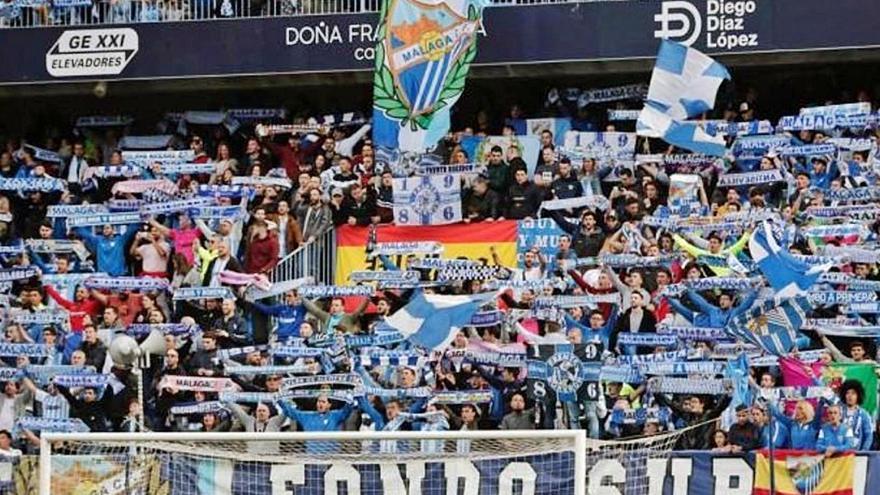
[341,183,378,226]
[463,177,500,222]
[506,169,543,219]
[653,383,732,450]
[57,385,114,432]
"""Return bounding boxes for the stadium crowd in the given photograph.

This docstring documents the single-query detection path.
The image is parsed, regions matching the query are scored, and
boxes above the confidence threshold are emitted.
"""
[0,84,879,460]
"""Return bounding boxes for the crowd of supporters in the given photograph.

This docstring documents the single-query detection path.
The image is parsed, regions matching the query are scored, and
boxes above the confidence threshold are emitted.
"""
[0,81,878,460]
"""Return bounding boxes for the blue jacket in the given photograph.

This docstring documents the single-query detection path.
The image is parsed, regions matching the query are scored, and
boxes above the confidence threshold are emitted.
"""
[760,421,789,449]
[842,406,874,450]
[77,226,139,276]
[816,423,857,451]
[252,301,306,341]
[770,401,822,450]
[278,400,353,453]
[667,289,757,328]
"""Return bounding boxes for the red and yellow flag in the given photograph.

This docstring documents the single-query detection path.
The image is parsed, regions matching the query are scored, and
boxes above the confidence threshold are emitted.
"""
[754,449,854,495]
[335,221,518,286]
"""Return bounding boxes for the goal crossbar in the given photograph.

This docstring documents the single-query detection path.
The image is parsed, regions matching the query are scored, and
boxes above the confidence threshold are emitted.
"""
[40,430,588,495]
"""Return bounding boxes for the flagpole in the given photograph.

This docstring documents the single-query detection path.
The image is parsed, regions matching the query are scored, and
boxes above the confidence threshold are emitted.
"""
[768,411,776,495]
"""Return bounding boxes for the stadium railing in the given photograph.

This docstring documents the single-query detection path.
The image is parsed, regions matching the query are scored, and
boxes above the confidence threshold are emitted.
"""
[270,227,336,286]
[0,0,631,29]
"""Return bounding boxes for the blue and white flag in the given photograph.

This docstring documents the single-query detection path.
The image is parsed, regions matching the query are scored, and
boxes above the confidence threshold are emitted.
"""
[118,135,175,151]
[383,291,497,350]
[749,221,830,299]
[525,118,571,146]
[726,297,812,356]
[372,0,487,152]
[562,132,636,162]
[392,174,462,226]
[637,40,730,157]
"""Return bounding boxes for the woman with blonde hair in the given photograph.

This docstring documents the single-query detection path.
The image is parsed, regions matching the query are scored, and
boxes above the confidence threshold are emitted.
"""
[769,398,822,450]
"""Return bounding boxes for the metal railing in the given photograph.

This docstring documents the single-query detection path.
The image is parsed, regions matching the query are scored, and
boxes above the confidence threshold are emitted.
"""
[0,0,629,29]
[270,226,336,286]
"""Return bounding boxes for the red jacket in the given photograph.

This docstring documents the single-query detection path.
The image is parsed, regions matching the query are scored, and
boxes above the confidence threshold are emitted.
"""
[244,233,280,274]
[45,285,103,332]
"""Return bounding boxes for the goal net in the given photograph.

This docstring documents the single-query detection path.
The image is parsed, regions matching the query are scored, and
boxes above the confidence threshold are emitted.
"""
[36,428,693,495]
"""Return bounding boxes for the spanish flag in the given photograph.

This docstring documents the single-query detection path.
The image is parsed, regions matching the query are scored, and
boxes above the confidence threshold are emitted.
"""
[335,221,518,286]
[754,449,854,495]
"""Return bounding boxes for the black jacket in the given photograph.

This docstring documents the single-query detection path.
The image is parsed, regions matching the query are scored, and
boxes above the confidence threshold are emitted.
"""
[506,181,543,219]
[462,189,500,221]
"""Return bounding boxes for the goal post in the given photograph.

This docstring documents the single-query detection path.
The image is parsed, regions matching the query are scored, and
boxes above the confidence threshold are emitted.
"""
[39,430,588,495]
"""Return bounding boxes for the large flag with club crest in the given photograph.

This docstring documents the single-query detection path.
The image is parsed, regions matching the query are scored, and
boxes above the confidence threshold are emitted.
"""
[373,0,488,153]
[392,173,462,225]
[637,40,731,156]
[726,297,811,357]
[754,450,854,495]
[750,220,831,299]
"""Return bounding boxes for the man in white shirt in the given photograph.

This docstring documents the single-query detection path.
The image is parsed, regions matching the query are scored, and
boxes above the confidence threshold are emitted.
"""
[0,430,21,458]
[130,227,170,278]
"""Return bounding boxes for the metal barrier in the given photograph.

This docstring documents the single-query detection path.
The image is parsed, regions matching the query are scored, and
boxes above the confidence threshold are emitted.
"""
[0,0,627,29]
[270,226,336,286]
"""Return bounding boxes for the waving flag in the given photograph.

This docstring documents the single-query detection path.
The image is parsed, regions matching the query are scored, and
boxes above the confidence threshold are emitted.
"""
[373,0,488,153]
[726,297,811,356]
[384,291,496,349]
[637,40,731,156]
[750,221,831,299]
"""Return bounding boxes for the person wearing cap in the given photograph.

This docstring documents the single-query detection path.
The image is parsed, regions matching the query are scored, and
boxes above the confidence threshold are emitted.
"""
[808,155,837,190]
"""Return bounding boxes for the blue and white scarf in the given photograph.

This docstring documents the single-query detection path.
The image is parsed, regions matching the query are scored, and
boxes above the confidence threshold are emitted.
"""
[780,144,838,157]
[749,350,826,367]
[534,294,620,308]
[431,390,494,404]
[75,115,134,128]
[407,258,478,269]
[231,176,292,189]
[801,317,862,328]
[484,278,566,291]
[46,204,109,218]
[92,165,143,178]
[67,212,142,228]
[23,365,92,385]
[225,364,312,375]
[139,197,214,217]
[157,163,216,176]
[0,177,65,192]
[419,163,479,176]
[616,333,678,347]
[118,136,177,152]
[801,224,867,238]
[22,144,62,163]
[0,267,38,281]
[84,276,169,292]
[821,246,880,264]
[540,196,610,212]
[657,326,730,341]
[282,389,355,402]
[616,350,692,365]
[717,169,784,187]
[26,239,90,260]
[344,332,406,348]
[362,386,434,399]
[842,303,880,314]
[197,185,254,199]
[438,265,505,281]
[189,205,248,222]
[360,350,425,368]
[640,361,725,376]
[53,373,108,388]
[169,401,225,416]
[126,323,199,337]
[11,310,69,326]
[469,310,505,327]
[107,199,145,212]
[599,365,644,384]
[807,291,877,306]
[823,187,880,202]
[0,343,53,357]
[227,108,288,122]
[600,253,677,268]
[270,346,326,359]
[172,287,235,301]
[806,325,880,337]
[16,417,89,433]
[372,242,444,256]
[574,83,647,106]
[298,285,373,298]
[244,276,313,302]
[213,345,271,362]
[349,271,419,283]
[649,377,729,395]
[679,277,759,291]
[610,407,671,426]
[608,110,641,122]
[281,373,362,390]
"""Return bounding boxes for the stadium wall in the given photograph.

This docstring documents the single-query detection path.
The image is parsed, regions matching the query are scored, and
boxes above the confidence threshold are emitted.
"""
[1,0,880,86]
